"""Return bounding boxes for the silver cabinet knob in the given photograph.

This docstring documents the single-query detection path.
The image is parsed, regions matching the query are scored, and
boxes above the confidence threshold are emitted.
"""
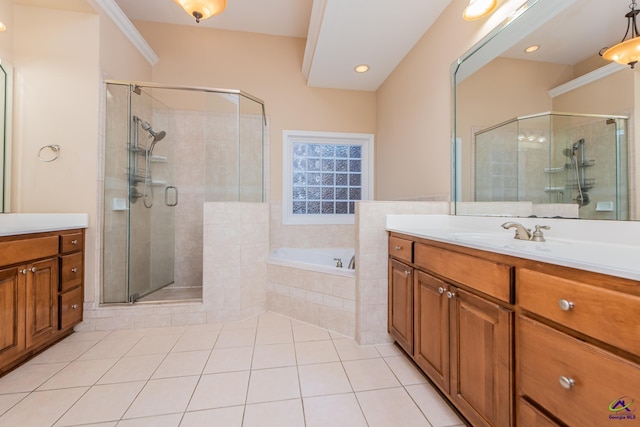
[71,268,78,273]
[404,270,412,276]
[559,376,575,389]
[394,245,402,250]
[558,299,575,311]
[447,291,456,299]
[20,269,28,275]
[71,304,79,309]
[30,267,37,273]
[71,239,78,245]
[438,287,445,294]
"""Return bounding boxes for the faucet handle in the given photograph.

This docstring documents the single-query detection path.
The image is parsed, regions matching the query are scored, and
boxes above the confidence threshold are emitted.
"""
[531,225,550,242]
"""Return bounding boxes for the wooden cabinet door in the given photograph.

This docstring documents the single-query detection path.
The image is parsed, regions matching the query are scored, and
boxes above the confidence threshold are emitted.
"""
[0,267,26,367]
[449,287,513,427]
[25,258,58,349]
[414,269,449,392]
[388,259,413,354]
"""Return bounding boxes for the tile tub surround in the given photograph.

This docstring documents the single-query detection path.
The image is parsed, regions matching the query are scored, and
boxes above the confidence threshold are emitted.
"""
[386,214,640,281]
[0,312,465,427]
[267,263,356,338]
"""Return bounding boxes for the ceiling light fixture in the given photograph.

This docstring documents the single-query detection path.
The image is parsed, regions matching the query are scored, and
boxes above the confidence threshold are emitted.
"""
[354,64,370,73]
[524,45,540,54]
[0,21,6,32]
[463,0,498,21]
[173,0,227,24]
[600,0,640,68]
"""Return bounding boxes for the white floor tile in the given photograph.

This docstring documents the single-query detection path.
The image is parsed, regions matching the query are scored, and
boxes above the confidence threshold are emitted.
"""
[342,358,401,391]
[222,316,259,331]
[98,354,165,385]
[303,393,368,427]
[188,371,250,411]
[116,413,182,427]
[252,343,296,369]
[298,362,352,397]
[123,376,199,419]
[384,355,427,385]
[39,358,119,390]
[63,330,113,343]
[55,381,145,426]
[79,337,141,360]
[243,399,305,427]
[0,387,87,427]
[333,338,381,361]
[246,366,300,404]
[203,346,253,374]
[255,327,293,345]
[171,330,219,352]
[405,383,465,427]
[291,323,331,342]
[294,340,339,365]
[181,406,244,427]
[126,334,182,356]
[214,329,256,348]
[28,340,96,364]
[258,312,292,329]
[151,350,209,379]
[375,343,404,358]
[0,393,27,417]
[357,387,430,427]
[0,362,67,393]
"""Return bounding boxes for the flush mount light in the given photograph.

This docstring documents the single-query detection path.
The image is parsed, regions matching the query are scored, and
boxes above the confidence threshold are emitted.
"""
[0,21,6,32]
[354,64,370,73]
[524,45,540,54]
[463,0,498,21]
[173,0,226,23]
[600,0,640,68]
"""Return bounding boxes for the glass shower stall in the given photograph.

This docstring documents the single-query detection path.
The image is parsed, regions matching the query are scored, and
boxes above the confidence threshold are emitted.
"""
[102,82,265,303]
[473,112,629,220]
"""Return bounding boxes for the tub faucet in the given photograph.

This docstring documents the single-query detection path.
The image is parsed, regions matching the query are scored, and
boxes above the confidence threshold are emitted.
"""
[501,222,532,240]
[348,255,355,270]
[334,258,343,268]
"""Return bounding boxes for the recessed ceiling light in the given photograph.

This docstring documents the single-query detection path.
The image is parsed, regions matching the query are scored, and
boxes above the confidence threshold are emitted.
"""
[354,64,369,73]
[463,0,498,21]
[0,21,6,32]
[524,45,540,54]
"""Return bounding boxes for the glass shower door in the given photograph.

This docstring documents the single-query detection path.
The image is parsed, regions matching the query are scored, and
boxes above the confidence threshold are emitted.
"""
[127,88,176,301]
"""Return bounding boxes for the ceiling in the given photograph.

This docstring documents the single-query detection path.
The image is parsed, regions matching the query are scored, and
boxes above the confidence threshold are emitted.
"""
[111,0,451,91]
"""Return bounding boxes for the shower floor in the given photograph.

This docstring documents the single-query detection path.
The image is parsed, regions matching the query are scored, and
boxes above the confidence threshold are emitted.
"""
[138,286,202,303]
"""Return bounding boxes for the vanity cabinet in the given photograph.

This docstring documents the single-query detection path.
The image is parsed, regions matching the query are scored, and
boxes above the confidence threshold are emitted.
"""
[389,233,514,427]
[0,229,85,375]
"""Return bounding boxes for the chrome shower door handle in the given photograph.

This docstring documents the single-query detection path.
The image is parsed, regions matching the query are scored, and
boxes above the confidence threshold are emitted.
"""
[165,186,178,207]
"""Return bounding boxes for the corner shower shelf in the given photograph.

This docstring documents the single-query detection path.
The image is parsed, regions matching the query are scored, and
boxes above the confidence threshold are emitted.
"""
[566,178,595,190]
[544,167,565,173]
[544,186,565,193]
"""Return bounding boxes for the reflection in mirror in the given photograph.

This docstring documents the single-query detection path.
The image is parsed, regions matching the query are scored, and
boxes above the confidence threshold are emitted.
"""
[0,59,11,213]
[453,0,638,220]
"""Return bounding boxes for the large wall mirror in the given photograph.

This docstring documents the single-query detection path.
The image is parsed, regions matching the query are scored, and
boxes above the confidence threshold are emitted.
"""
[453,0,638,221]
[0,59,11,213]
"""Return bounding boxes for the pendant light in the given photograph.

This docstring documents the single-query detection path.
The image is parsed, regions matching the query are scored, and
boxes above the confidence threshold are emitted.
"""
[601,1,640,68]
[463,0,498,21]
[173,0,227,23]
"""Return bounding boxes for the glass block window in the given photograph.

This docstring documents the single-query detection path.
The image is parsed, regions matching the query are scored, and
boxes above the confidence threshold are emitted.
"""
[283,131,374,225]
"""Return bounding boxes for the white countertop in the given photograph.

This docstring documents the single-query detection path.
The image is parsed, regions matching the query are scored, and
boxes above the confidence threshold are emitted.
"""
[386,215,640,282]
[0,213,89,236]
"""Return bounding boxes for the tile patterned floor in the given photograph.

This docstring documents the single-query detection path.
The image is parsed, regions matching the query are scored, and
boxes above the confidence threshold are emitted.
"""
[0,312,465,427]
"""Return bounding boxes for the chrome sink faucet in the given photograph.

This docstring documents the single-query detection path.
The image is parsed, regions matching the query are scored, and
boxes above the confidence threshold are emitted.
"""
[501,222,550,242]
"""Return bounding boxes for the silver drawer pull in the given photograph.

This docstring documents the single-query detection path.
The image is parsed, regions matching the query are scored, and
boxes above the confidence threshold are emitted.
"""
[558,299,575,311]
[71,239,78,245]
[559,376,575,389]
[71,268,78,273]
[394,245,402,250]
[71,304,79,309]
[447,291,456,299]
[404,270,412,276]
[438,287,445,294]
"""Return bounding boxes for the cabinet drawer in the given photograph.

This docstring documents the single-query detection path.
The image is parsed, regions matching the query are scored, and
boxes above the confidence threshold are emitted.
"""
[518,317,640,427]
[59,252,83,292]
[517,399,559,427]
[59,286,83,330]
[60,232,83,254]
[0,236,59,267]
[415,243,513,303]
[389,236,413,263]
[517,268,640,355]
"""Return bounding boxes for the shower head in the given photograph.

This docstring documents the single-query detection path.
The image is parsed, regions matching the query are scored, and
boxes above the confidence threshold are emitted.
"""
[140,120,166,143]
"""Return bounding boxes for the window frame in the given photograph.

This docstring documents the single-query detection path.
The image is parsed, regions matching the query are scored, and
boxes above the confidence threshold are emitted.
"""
[282,130,374,225]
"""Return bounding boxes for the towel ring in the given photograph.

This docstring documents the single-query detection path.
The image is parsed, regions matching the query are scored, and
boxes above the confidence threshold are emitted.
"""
[37,144,60,162]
